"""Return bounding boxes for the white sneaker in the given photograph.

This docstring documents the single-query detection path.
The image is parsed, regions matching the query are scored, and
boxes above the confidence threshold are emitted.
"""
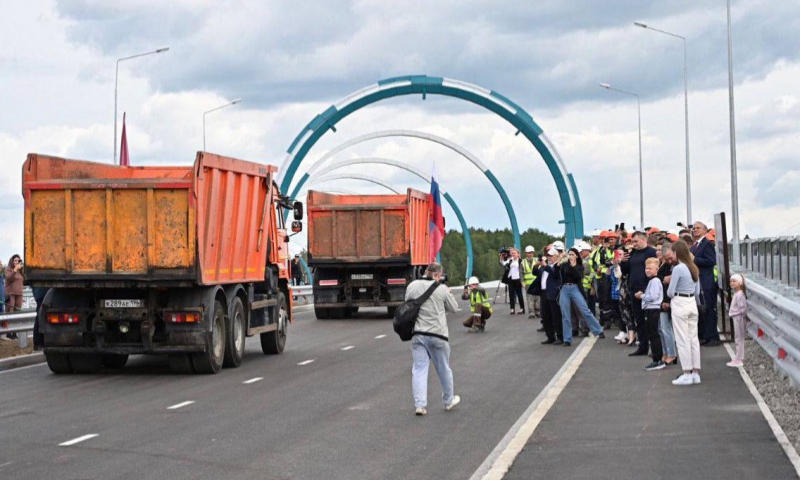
[672,373,694,386]
[726,360,743,368]
[692,372,701,384]
[614,332,626,341]
[445,395,461,411]
[415,407,427,416]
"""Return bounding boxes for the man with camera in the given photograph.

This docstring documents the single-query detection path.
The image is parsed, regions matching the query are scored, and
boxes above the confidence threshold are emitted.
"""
[462,276,492,332]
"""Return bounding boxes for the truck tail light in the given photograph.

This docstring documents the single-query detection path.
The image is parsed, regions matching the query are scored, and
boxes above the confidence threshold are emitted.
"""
[319,280,338,286]
[387,278,406,285]
[167,312,200,323]
[47,313,81,324]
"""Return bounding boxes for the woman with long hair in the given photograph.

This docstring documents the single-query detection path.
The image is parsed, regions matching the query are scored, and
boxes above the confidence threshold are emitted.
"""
[5,254,24,313]
[502,248,525,315]
[559,248,605,346]
[667,242,702,386]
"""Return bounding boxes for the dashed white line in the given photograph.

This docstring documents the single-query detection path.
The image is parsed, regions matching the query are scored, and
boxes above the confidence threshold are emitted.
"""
[374,334,387,339]
[59,434,98,447]
[167,400,195,410]
[243,377,263,384]
[0,461,14,467]
[341,346,355,351]
[298,359,315,365]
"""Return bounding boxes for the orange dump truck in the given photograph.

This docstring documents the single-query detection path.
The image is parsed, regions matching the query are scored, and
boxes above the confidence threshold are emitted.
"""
[23,152,303,374]
[306,189,431,319]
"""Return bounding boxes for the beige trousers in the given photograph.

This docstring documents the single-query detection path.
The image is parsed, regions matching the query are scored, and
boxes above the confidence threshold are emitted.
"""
[671,296,701,371]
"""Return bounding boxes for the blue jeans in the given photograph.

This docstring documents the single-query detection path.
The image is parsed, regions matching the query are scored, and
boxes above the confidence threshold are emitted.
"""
[411,335,454,408]
[659,311,677,358]
[559,284,603,343]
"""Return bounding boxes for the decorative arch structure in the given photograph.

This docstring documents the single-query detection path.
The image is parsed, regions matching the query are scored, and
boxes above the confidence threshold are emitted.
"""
[279,75,584,245]
[307,157,475,278]
[287,130,522,249]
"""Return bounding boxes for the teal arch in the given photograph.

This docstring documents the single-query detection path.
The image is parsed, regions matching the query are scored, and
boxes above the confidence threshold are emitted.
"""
[280,75,584,246]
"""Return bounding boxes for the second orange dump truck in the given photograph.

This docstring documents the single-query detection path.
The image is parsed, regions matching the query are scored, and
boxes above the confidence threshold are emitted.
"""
[306,189,432,319]
[23,152,303,374]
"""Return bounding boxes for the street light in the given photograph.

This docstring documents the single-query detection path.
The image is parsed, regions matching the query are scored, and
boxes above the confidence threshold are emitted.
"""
[600,83,644,228]
[634,21,692,226]
[203,99,242,151]
[114,47,169,165]
[726,0,741,263]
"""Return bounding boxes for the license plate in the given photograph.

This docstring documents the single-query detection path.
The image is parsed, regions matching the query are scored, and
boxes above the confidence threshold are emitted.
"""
[351,274,373,280]
[359,288,367,293]
[104,299,143,308]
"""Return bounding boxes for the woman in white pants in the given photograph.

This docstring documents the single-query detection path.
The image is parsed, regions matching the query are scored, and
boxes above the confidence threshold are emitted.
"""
[666,241,702,386]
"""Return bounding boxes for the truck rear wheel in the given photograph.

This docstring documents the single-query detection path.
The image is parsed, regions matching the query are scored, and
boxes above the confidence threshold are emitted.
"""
[192,300,226,374]
[169,354,195,373]
[223,297,246,368]
[101,354,129,369]
[45,351,72,374]
[314,306,329,320]
[261,293,287,355]
[70,354,102,374]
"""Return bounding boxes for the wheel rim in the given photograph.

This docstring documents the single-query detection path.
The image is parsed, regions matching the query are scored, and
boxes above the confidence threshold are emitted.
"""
[234,308,244,353]
[279,307,288,341]
[212,315,224,359]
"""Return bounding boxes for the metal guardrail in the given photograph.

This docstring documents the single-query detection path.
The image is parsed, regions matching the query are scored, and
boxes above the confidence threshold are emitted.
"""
[0,310,36,349]
[732,236,800,290]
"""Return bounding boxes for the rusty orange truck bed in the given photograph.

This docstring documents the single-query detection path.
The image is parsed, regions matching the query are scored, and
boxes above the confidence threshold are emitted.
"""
[306,189,431,319]
[23,152,303,374]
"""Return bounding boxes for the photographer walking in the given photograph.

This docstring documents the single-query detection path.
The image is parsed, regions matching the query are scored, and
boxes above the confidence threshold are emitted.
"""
[501,248,525,315]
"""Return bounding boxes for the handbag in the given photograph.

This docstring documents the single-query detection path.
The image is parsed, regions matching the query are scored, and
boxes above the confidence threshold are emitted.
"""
[393,281,441,341]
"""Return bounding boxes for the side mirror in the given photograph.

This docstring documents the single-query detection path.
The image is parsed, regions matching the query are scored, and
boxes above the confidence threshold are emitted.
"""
[291,221,303,233]
[293,201,304,220]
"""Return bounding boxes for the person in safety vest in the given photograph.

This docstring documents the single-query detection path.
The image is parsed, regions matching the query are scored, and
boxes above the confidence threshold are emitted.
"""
[521,245,540,320]
[462,276,492,332]
[591,231,617,328]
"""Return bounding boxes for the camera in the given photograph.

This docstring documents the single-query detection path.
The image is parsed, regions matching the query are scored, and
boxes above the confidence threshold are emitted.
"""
[498,246,511,261]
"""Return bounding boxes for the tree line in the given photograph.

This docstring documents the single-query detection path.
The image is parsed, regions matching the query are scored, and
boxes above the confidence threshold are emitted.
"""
[439,228,561,286]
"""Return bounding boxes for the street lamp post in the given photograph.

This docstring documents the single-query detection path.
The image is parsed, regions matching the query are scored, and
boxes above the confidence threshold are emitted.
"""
[634,21,692,226]
[114,47,169,164]
[600,83,644,229]
[203,99,242,151]
[727,0,741,264]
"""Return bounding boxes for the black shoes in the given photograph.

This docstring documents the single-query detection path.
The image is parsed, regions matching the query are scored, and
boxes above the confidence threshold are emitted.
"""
[597,333,605,339]
[628,349,648,356]
[536,327,546,332]
[554,340,564,345]
[704,339,721,347]
[699,339,710,346]
[563,342,571,347]
[541,339,556,345]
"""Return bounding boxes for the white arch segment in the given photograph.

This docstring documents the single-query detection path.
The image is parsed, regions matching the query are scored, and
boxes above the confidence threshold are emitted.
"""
[310,173,402,194]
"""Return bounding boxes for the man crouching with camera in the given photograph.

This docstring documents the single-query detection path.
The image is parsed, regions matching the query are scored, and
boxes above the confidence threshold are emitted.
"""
[462,276,492,333]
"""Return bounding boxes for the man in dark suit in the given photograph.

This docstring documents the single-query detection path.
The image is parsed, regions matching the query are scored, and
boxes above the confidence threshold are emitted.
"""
[537,247,564,345]
[691,221,720,346]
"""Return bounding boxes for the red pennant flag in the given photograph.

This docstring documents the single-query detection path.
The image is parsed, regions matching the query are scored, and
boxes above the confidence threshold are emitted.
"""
[119,112,130,166]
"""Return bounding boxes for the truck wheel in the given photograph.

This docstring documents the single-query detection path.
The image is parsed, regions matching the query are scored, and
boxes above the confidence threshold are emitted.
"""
[192,300,226,374]
[261,293,287,355]
[45,351,72,374]
[330,308,345,319]
[387,306,397,318]
[168,354,194,374]
[70,354,102,374]
[314,306,329,320]
[101,354,129,369]
[223,297,246,368]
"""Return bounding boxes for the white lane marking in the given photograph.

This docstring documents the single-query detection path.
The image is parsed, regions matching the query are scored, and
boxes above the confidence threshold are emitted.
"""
[0,461,14,467]
[243,377,263,384]
[374,334,387,339]
[298,359,315,365]
[722,335,800,476]
[470,337,597,480]
[167,401,195,410]
[341,346,355,351]
[59,434,98,447]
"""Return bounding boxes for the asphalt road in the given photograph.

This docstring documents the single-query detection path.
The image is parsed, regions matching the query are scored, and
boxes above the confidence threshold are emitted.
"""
[0,299,572,480]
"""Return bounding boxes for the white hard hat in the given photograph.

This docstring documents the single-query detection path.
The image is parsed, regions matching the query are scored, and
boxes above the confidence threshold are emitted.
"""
[525,245,535,253]
[468,276,479,285]
[553,240,565,251]
[547,247,559,256]
[590,229,602,237]
[577,242,591,251]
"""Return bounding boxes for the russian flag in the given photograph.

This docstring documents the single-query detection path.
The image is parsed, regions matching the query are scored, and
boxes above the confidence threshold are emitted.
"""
[428,164,445,262]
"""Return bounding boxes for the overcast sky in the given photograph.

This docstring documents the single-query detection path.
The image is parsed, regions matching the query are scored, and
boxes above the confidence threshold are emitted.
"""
[2,0,799,262]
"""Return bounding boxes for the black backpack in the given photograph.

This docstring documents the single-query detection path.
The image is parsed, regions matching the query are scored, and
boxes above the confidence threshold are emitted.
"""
[393,281,441,341]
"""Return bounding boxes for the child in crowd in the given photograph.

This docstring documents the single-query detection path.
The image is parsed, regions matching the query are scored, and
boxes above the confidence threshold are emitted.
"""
[727,274,749,367]
[462,276,492,333]
[637,258,665,371]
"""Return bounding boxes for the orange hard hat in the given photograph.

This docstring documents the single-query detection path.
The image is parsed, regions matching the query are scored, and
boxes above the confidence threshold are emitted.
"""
[667,233,679,243]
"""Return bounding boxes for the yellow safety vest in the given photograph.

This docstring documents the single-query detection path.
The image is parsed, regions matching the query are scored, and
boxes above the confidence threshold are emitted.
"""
[470,289,493,314]
[521,257,537,287]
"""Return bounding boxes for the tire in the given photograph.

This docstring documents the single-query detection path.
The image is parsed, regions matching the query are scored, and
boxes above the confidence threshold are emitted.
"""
[345,306,358,317]
[223,297,246,368]
[70,354,102,374]
[168,354,194,374]
[329,307,346,319]
[44,351,72,374]
[314,306,329,320]
[192,300,226,374]
[101,354,129,369]
[261,293,287,355]
[387,306,398,318]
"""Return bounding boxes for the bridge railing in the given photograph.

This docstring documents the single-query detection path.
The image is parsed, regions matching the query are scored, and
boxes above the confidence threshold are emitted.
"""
[733,236,800,292]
